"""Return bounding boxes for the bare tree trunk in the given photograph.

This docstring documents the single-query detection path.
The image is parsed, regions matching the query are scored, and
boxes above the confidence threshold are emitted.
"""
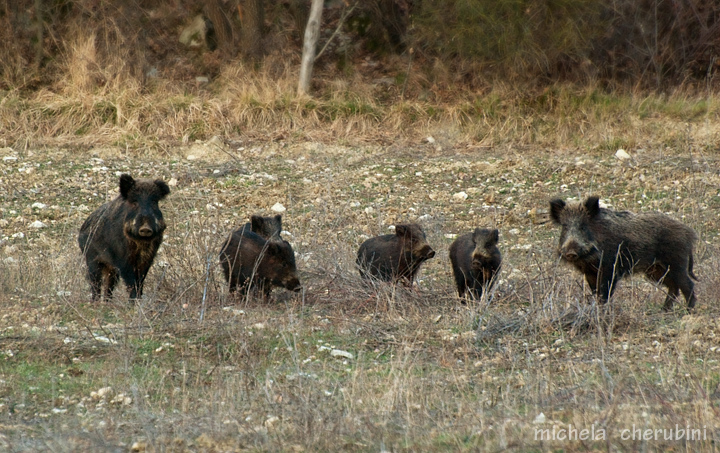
[240,0,264,61]
[298,0,323,95]
[204,0,235,56]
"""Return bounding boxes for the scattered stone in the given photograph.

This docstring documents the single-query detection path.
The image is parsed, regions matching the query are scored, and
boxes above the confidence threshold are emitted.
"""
[271,202,286,213]
[453,191,468,201]
[615,149,631,160]
[330,349,354,360]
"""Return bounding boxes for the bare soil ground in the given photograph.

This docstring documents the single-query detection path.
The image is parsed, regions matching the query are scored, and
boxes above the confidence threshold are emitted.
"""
[1,139,719,451]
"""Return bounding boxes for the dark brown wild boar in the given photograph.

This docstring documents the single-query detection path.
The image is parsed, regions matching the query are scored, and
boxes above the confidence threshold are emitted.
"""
[78,174,170,301]
[242,214,282,241]
[550,196,698,310]
[219,228,301,298]
[449,228,502,299]
[356,223,436,287]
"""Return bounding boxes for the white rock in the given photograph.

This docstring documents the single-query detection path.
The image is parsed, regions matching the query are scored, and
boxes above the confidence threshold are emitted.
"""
[92,387,113,400]
[533,412,546,424]
[364,207,375,214]
[31,203,46,209]
[29,220,46,229]
[330,349,354,360]
[93,335,117,344]
[2,156,17,162]
[444,233,457,239]
[271,203,286,213]
[264,415,280,428]
[168,177,178,187]
[453,191,469,201]
[615,149,631,160]
[186,154,198,161]
[426,136,436,144]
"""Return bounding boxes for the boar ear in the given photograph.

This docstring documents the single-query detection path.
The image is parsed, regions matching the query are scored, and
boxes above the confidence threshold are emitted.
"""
[251,215,263,232]
[471,228,483,244]
[154,179,170,199]
[274,214,283,229]
[394,225,408,237]
[486,229,500,246]
[119,174,135,199]
[549,199,565,224]
[584,196,601,217]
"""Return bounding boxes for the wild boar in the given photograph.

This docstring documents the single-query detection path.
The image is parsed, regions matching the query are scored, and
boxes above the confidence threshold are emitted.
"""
[449,228,502,299]
[219,228,301,298]
[78,174,170,301]
[549,196,698,310]
[356,223,436,287]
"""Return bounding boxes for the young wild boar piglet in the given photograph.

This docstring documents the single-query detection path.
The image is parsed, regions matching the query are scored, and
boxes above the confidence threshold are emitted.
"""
[357,223,436,287]
[549,196,698,310]
[449,228,502,299]
[78,174,170,301]
[219,227,301,298]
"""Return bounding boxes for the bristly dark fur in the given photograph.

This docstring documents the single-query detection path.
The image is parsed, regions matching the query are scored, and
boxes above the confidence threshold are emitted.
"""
[550,196,698,310]
[219,227,301,298]
[242,214,282,241]
[78,174,170,301]
[356,223,436,287]
[449,228,502,299]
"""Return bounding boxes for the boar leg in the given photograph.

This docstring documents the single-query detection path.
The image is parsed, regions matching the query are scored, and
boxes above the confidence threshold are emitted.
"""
[104,268,119,300]
[592,267,619,303]
[228,270,244,294]
[676,272,696,310]
[452,267,468,298]
[661,284,679,311]
[662,268,696,311]
[86,261,104,302]
[119,268,142,300]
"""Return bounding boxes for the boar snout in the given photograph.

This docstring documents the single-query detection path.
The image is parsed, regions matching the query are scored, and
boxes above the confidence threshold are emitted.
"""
[419,245,435,260]
[287,279,302,292]
[138,223,154,237]
[560,237,594,262]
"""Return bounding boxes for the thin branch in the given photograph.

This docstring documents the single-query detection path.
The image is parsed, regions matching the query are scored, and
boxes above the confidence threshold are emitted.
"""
[314,1,358,62]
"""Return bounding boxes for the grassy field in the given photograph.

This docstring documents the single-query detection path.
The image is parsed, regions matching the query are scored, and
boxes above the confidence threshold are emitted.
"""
[1,82,720,451]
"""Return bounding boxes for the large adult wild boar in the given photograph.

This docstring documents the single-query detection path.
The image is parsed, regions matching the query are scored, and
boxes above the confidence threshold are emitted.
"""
[449,228,502,299]
[219,228,301,298]
[356,223,436,287]
[78,174,170,301]
[549,196,698,310]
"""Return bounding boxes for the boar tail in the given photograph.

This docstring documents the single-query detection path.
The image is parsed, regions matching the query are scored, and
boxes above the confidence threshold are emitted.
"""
[689,252,699,281]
